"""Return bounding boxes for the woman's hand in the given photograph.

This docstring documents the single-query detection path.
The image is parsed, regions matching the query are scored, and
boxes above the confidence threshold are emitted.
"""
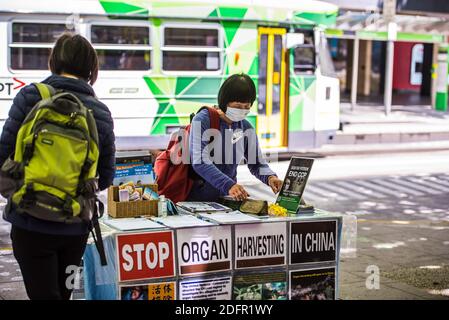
[268,176,283,194]
[229,184,250,201]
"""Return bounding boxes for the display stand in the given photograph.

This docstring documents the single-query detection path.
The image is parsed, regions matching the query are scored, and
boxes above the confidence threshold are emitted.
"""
[83,209,343,300]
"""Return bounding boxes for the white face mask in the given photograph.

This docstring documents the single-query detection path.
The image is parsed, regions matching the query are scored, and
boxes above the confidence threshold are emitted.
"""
[225,107,250,122]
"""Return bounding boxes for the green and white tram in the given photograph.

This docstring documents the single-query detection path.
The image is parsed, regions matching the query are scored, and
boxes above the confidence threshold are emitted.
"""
[0,0,340,151]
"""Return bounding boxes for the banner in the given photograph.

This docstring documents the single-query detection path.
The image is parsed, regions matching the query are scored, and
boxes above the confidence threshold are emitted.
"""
[116,231,175,282]
[233,271,288,300]
[119,281,176,300]
[234,222,287,269]
[290,220,337,265]
[289,267,336,300]
[177,226,232,276]
[179,276,232,300]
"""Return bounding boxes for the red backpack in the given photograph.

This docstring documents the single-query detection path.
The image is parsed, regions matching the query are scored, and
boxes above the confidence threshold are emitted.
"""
[154,106,220,203]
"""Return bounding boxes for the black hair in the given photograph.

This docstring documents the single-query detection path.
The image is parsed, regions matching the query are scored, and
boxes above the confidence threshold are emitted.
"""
[49,33,99,85]
[217,73,256,112]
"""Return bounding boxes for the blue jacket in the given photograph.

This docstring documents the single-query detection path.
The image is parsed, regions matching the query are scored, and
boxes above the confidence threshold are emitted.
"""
[0,74,116,235]
[187,108,276,202]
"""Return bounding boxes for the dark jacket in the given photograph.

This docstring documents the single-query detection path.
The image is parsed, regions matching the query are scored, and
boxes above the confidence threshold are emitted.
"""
[0,74,116,235]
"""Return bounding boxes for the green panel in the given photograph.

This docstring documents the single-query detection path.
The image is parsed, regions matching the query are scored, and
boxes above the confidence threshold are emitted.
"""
[357,31,388,41]
[99,1,148,15]
[221,21,242,48]
[208,9,219,18]
[218,7,248,19]
[143,77,165,96]
[175,77,197,95]
[357,30,444,43]
[156,101,170,116]
[176,98,216,105]
[180,78,223,96]
[247,57,258,76]
[436,93,448,111]
[397,33,444,43]
[247,115,257,129]
[295,12,337,27]
[325,28,344,37]
[151,104,179,135]
[288,99,304,131]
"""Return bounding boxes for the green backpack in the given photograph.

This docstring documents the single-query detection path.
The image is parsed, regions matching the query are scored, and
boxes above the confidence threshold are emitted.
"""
[0,83,107,264]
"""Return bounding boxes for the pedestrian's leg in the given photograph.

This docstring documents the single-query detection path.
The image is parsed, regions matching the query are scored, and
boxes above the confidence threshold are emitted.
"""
[57,233,89,300]
[10,226,61,300]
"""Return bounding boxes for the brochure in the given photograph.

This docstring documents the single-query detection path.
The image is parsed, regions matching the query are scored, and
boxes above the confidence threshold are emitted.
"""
[113,151,155,186]
[276,157,314,213]
[198,211,261,224]
[103,217,165,232]
[176,202,232,213]
[151,215,216,228]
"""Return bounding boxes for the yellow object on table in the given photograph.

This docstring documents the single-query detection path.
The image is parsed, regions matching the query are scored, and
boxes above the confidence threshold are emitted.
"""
[268,203,288,217]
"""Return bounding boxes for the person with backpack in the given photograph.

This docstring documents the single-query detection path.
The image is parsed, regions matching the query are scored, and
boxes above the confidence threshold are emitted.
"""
[0,33,115,300]
[187,73,283,202]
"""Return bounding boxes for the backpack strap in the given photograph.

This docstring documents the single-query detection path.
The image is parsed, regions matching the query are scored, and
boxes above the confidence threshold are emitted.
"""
[33,83,56,100]
[89,198,107,266]
[195,106,220,130]
[206,107,220,130]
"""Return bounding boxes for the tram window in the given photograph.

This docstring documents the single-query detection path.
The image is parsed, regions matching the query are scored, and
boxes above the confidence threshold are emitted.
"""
[12,23,67,43]
[96,50,151,71]
[11,48,51,70]
[90,25,151,71]
[294,45,315,74]
[91,25,149,45]
[162,26,222,72]
[163,52,220,71]
[10,22,68,70]
[164,28,218,47]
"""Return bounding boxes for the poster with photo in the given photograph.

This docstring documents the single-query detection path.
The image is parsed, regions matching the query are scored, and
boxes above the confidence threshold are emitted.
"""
[179,276,232,300]
[233,271,288,300]
[289,267,336,300]
[120,281,176,300]
[276,157,314,213]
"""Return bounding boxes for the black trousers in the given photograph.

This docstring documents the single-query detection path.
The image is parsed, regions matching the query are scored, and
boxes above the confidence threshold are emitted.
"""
[10,226,89,300]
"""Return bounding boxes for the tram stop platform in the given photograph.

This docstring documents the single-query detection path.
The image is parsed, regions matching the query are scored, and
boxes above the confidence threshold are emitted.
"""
[333,103,449,145]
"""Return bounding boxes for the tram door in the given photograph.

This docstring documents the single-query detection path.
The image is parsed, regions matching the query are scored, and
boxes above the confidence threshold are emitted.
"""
[257,27,288,148]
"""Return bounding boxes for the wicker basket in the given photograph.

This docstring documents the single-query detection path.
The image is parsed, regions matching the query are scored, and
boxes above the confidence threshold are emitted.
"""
[108,184,159,218]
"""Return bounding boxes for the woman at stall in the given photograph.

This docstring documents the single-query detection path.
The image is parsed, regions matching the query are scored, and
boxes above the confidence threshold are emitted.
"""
[188,73,283,202]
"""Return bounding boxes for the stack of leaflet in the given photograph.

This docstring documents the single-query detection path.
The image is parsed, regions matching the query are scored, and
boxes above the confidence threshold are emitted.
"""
[198,210,261,224]
[113,151,155,186]
[296,204,315,215]
[103,217,166,232]
[176,202,232,214]
[151,215,216,228]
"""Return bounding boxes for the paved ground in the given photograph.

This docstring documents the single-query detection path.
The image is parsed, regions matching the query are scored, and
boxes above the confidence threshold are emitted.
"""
[239,158,449,300]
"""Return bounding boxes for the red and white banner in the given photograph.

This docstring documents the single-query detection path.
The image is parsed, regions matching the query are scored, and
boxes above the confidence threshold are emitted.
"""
[116,230,175,282]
